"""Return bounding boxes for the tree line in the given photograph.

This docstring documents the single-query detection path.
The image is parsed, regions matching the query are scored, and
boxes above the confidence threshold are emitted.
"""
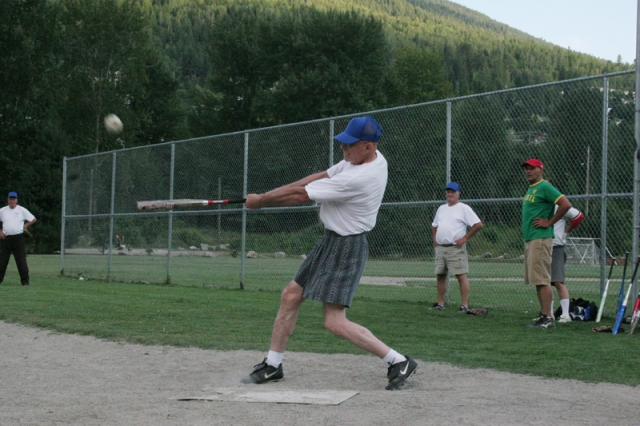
[1,0,633,252]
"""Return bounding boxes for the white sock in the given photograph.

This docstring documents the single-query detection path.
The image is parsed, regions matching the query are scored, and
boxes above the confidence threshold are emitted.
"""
[266,350,284,367]
[550,300,554,314]
[560,299,570,317]
[383,350,406,366]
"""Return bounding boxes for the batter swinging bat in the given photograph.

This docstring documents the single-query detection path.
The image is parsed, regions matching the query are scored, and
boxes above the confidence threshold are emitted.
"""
[137,198,246,211]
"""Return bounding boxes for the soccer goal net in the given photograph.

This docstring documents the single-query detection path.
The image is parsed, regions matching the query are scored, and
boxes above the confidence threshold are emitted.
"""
[565,237,601,266]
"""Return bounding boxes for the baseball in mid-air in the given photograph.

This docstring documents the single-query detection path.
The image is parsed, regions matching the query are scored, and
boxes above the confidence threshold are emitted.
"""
[104,114,123,134]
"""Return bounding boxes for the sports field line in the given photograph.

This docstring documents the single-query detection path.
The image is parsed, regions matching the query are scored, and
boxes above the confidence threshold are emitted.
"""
[359,276,599,286]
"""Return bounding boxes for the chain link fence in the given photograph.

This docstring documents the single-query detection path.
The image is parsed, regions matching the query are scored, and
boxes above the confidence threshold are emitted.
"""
[61,70,637,312]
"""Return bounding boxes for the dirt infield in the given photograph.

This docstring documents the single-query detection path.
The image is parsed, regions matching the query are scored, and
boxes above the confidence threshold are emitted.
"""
[1,321,638,426]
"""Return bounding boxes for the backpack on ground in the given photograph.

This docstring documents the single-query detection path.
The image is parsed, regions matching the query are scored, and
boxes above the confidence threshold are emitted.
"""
[554,298,598,321]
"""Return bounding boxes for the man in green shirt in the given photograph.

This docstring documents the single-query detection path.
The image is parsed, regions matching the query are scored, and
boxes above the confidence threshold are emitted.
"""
[521,158,571,329]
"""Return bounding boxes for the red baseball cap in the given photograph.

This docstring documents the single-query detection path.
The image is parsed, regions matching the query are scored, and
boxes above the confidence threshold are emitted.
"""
[521,158,544,169]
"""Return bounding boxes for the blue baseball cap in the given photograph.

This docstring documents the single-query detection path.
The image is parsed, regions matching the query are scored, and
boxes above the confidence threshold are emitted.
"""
[334,116,382,144]
[7,192,18,198]
[445,182,461,192]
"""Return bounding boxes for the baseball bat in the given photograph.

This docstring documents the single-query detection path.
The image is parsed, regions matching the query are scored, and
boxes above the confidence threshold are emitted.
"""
[137,198,246,211]
[595,256,616,322]
[615,252,630,318]
[628,297,640,335]
[613,256,640,334]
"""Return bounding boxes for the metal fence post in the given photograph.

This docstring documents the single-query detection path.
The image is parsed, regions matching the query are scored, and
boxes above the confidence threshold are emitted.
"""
[88,168,93,245]
[634,151,639,300]
[167,143,175,284]
[600,76,610,290]
[633,1,640,301]
[329,120,335,167]
[217,176,222,249]
[240,132,249,289]
[446,101,452,183]
[60,157,67,275]
[445,101,452,305]
[107,152,117,280]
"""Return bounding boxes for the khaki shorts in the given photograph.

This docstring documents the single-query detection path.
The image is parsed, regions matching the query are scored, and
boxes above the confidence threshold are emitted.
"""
[434,244,469,276]
[524,238,553,286]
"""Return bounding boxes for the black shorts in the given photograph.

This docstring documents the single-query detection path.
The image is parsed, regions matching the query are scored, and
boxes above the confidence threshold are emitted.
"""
[293,230,368,307]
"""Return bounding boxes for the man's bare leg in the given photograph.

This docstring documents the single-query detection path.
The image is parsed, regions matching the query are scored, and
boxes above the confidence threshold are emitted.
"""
[456,274,470,307]
[552,282,570,300]
[322,303,391,358]
[436,274,447,306]
[323,303,418,390]
[245,280,304,384]
[270,280,305,352]
[552,282,571,318]
[536,284,553,317]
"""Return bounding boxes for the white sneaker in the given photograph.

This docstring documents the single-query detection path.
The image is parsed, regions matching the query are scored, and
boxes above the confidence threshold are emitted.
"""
[558,315,572,323]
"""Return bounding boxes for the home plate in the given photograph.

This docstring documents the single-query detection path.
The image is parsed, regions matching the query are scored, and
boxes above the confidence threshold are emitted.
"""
[178,388,359,405]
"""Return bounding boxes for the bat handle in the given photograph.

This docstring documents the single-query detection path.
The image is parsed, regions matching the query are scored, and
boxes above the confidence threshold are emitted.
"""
[595,280,610,323]
[612,310,625,334]
[205,199,246,205]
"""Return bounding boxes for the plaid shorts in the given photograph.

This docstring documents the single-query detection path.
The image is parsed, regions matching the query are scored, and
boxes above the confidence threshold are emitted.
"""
[293,230,368,307]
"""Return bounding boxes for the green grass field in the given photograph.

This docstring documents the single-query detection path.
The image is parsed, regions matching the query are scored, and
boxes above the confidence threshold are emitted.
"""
[0,255,638,386]
[61,252,613,310]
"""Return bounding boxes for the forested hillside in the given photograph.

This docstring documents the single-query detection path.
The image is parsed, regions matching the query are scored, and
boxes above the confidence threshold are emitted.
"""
[151,0,630,94]
[0,0,633,252]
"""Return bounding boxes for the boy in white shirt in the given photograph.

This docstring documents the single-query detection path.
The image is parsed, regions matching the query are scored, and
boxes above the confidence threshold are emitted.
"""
[551,204,584,322]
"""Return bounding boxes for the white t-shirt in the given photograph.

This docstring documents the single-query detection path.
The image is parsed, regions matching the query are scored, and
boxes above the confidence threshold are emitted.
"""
[553,205,582,246]
[0,205,35,236]
[304,150,388,236]
[432,202,481,245]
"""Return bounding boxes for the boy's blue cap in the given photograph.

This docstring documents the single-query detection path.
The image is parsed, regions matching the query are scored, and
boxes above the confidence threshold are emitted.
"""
[7,192,18,198]
[334,116,382,144]
[445,182,461,192]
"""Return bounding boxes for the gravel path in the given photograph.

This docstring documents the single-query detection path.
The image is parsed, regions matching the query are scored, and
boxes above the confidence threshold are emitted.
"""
[1,321,638,425]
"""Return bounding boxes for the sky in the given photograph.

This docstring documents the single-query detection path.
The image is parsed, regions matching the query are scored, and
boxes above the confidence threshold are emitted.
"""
[450,0,637,64]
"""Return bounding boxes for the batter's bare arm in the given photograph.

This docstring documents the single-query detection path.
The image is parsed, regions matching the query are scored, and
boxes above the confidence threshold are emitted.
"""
[246,171,329,209]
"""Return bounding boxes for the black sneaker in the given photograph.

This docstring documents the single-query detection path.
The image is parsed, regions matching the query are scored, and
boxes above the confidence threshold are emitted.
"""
[458,305,469,313]
[431,303,445,310]
[385,356,418,390]
[243,358,284,384]
[526,315,555,329]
